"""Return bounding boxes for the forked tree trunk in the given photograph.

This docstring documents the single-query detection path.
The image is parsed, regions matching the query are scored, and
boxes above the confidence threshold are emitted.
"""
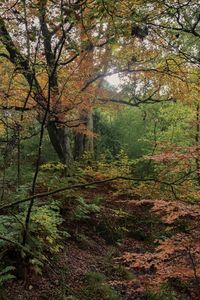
[47,122,74,175]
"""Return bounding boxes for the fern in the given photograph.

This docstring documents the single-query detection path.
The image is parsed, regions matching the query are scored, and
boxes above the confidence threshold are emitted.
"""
[0,266,15,286]
[73,197,100,221]
[0,201,69,272]
[0,215,22,247]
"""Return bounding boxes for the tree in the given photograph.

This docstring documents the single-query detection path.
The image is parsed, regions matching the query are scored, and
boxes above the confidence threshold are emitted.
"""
[0,0,123,170]
[2,0,188,171]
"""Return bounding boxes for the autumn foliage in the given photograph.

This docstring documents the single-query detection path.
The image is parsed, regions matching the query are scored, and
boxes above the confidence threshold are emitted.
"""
[114,199,200,299]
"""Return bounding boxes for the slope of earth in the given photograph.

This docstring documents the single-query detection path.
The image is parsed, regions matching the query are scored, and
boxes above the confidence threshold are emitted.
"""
[4,179,200,300]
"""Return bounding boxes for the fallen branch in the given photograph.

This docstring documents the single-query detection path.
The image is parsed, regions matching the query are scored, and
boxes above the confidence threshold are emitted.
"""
[0,176,175,211]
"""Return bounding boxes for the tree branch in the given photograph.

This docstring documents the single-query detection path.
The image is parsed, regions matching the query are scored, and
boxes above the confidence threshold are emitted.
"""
[0,176,176,212]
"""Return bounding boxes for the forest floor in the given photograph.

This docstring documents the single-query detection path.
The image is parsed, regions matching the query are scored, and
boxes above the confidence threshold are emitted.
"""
[4,175,200,300]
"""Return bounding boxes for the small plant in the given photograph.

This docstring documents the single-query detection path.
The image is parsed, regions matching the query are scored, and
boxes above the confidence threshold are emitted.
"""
[113,265,134,280]
[73,197,100,221]
[0,265,15,300]
[0,215,23,248]
[75,233,89,243]
[92,195,105,206]
[40,162,66,171]
[83,271,105,284]
[29,202,67,253]
[82,272,120,300]
[95,208,131,244]
[146,284,177,300]
[0,266,15,286]
[0,202,69,275]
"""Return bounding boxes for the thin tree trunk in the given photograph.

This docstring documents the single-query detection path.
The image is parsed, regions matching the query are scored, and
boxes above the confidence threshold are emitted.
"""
[17,125,21,189]
[84,111,94,154]
[195,103,200,186]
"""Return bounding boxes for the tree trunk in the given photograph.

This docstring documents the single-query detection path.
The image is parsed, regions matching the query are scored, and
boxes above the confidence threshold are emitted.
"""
[74,133,85,160]
[84,111,94,153]
[195,104,200,186]
[47,121,74,175]
[74,110,94,159]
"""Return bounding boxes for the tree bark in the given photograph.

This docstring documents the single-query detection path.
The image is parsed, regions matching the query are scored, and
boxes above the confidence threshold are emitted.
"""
[47,122,73,174]
[84,111,94,153]
[195,103,200,186]
[74,132,85,160]
[74,110,94,159]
